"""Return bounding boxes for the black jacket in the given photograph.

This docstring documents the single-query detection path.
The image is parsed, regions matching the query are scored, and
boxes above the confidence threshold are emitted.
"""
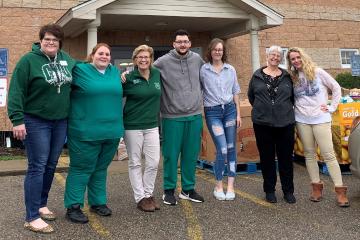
[247,67,295,127]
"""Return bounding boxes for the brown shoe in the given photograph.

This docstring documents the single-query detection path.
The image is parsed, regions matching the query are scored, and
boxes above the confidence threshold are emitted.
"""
[310,182,324,202]
[137,198,155,212]
[335,186,350,207]
[149,196,160,210]
[24,222,54,234]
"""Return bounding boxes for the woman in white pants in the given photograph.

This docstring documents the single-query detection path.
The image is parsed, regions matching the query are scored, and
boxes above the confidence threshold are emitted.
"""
[123,45,161,212]
[287,47,349,207]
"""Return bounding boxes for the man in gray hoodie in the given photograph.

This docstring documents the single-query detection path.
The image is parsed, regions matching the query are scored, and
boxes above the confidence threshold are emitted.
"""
[154,29,204,205]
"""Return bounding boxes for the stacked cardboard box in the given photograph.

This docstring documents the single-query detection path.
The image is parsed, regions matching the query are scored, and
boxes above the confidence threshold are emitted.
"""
[200,100,259,163]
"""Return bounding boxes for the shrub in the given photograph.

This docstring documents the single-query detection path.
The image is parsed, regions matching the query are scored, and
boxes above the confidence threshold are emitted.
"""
[335,72,360,89]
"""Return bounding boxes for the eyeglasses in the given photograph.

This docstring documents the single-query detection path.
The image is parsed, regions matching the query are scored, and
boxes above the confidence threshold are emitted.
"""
[136,56,150,60]
[43,38,59,43]
[269,53,281,58]
[212,49,223,53]
[174,40,190,45]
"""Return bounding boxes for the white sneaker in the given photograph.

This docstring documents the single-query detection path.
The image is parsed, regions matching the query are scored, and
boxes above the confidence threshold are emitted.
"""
[225,191,235,201]
[213,189,226,201]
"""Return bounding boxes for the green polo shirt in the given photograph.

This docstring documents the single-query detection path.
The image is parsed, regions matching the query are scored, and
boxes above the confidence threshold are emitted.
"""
[123,66,161,130]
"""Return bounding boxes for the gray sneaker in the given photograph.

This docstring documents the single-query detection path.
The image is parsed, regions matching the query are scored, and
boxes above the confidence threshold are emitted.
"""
[179,189,204,203]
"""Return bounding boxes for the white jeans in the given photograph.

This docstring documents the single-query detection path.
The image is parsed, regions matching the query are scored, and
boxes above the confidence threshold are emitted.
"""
[124,127,160,203]
[296,122,343,186]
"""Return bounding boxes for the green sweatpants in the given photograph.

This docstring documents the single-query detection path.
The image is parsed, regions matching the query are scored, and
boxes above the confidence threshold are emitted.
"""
[64,137,120,208]
[162,115,202,191]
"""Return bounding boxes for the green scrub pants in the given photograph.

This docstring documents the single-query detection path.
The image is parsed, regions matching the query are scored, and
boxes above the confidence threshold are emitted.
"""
[64,137,120,208]
[162,115,202,191]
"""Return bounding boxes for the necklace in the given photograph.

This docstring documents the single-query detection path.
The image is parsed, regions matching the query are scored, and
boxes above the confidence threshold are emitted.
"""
[264,67,281,77]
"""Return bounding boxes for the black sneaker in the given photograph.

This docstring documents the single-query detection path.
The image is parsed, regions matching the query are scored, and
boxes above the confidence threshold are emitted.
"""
[284,193,296,204]
[179,189,204,203]
[162,189,177,205]
[90,204,112,216]
[66,204,89,224]
[265,192,277,203]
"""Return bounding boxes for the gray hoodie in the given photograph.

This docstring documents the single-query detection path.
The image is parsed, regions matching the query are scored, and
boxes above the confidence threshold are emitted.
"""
[154,49,204,118]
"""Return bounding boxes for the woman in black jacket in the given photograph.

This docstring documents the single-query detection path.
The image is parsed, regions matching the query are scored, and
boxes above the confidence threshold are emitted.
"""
[248,45,296,204]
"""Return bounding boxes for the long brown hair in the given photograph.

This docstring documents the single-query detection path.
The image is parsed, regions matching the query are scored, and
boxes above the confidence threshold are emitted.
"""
[205,38,227,64]
[86,43,111,63]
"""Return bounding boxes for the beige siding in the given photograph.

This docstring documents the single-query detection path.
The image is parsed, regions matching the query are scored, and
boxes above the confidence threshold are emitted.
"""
[101,0,248,18]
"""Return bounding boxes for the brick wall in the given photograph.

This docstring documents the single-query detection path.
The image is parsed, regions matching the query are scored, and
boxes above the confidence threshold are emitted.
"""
[0,8,66,130]
[1,0,360,130]
[228,0,360,99]
[0,0,80,9]
[0,1,82,130]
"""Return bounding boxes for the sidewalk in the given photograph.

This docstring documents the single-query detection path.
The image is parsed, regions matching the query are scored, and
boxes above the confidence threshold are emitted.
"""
[0,157,131,177]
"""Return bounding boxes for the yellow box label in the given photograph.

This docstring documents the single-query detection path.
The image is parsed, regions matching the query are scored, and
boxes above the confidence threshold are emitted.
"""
[338,102,360,125]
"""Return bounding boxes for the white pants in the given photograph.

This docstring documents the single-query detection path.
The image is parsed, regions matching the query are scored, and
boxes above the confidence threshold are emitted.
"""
[296,122,343,186]
[124,127,160,203]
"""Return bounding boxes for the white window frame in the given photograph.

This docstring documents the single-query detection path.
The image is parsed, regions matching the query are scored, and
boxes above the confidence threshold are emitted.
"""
[340,49,359,68]
[266,47,288,69]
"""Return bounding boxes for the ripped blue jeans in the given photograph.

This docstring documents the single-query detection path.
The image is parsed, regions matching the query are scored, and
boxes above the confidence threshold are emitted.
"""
[204,102,237,181]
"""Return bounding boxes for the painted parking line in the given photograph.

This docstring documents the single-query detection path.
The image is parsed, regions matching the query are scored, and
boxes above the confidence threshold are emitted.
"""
[177,178,203,240]
[197,171,276,209]
[237,175,263,183]
[54,172,110,238]
[179,199,203,240]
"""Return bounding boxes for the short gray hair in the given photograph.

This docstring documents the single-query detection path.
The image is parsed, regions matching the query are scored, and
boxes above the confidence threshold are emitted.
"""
[267,45,283,60]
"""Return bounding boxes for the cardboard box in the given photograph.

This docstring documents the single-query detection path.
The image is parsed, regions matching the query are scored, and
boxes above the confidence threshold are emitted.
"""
[294,102,360,164]
[113,140,128,161]
[200,100,259,163]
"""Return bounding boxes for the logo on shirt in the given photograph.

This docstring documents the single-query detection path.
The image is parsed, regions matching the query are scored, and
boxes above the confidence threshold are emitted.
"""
[154,82,160,90]
[42,62,72,87]
[294,77,320,97]
[133,79,141,84]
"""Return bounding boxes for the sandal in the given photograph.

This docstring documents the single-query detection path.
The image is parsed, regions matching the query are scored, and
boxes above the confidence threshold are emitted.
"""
[24,222,54,233]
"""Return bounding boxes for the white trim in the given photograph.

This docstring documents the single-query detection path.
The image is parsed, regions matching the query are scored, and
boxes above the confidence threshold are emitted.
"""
[340,49,359,69]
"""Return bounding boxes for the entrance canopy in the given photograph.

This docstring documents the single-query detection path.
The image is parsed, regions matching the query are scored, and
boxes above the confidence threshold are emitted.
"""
[56,0,283,71]
[57,0,283,39]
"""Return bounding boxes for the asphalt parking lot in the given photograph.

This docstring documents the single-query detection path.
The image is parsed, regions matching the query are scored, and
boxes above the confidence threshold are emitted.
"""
[0,160,360,240]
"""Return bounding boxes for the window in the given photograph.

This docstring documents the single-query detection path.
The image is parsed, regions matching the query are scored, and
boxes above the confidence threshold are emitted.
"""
[266,47,288,69]
[340,49,359,68]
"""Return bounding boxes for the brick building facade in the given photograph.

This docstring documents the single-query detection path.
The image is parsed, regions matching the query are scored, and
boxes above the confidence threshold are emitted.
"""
[0,0,359,131]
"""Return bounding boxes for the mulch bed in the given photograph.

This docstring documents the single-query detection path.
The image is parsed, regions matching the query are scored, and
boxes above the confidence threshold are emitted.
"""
[0,146,26,156]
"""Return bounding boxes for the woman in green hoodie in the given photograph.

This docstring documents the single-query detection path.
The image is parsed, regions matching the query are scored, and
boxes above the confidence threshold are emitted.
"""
[7,24,76,233]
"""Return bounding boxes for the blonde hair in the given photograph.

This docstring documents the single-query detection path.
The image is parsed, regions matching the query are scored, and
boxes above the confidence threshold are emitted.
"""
[86,43,111,63]
[286,47,316,84]
[132,45,154,66]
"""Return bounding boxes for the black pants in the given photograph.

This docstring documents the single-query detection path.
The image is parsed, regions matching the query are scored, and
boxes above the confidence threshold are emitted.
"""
[253,123,295,194]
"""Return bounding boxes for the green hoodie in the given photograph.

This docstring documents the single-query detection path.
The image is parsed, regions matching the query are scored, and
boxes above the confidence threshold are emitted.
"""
[7,43,76,126]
